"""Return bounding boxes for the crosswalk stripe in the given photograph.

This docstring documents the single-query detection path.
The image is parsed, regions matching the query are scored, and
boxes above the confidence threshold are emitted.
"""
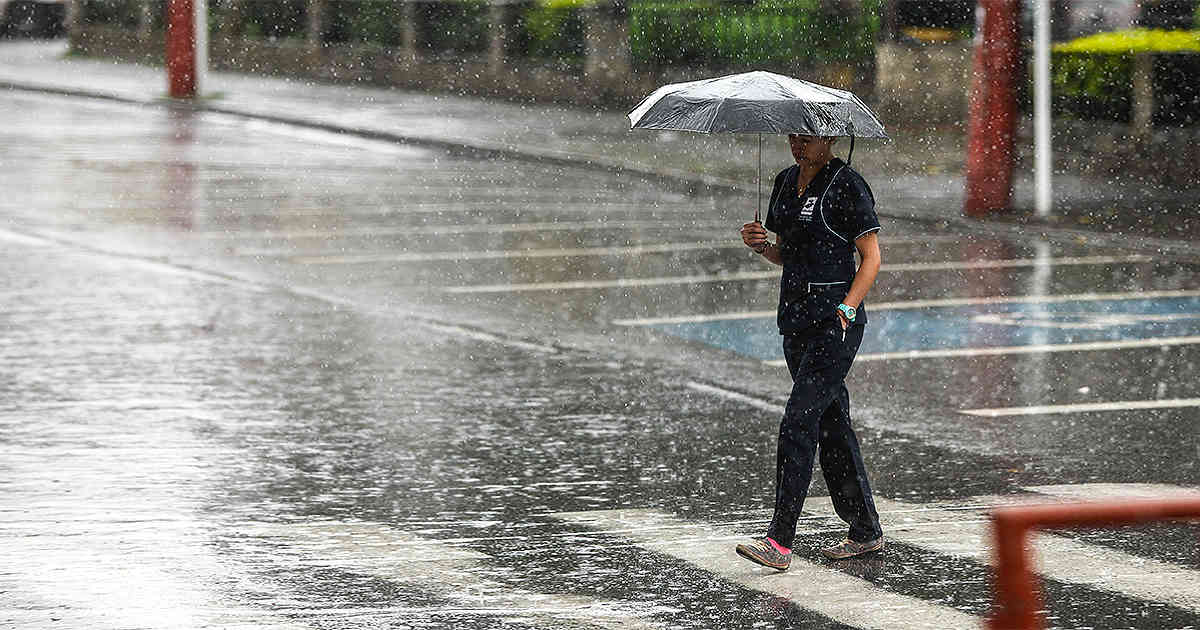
[800,489,1200,614]
[552,509,983,630]
[244,520,670,629]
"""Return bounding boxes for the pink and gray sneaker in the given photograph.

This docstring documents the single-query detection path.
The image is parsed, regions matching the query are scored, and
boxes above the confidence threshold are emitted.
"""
[736,537,791,571]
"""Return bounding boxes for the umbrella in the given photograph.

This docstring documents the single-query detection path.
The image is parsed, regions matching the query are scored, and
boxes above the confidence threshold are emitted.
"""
[627,70,887,222]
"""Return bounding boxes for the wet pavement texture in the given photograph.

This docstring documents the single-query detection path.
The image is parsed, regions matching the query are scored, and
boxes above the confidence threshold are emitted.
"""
[2,77,1200,629]
[1,39,1198,250]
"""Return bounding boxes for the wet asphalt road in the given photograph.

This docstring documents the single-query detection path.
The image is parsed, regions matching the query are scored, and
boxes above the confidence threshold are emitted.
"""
[2,91,1199,629]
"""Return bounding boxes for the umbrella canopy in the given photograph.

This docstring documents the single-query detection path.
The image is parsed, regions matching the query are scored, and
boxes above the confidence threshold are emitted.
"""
[628,70,887,138]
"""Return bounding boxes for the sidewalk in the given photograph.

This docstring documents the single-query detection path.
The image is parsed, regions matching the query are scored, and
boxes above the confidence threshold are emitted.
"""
[2,39,1196,255]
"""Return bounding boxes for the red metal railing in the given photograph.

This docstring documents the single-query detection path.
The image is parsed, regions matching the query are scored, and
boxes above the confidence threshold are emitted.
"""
[989,498,1200,629]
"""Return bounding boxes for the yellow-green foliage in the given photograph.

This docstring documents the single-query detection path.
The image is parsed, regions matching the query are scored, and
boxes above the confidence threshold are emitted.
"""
[524,0,588,61]
[538,0,592,8]
[1053,28,1200,54]
[630,0,881,68]
[1051,29,1200,122]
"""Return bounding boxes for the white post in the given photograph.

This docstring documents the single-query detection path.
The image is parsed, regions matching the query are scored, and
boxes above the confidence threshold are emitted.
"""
[194,0,209,96]
[1033,0,1052,217]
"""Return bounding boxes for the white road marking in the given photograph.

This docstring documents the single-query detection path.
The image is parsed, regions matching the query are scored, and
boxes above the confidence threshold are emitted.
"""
[0,227,273,293]
[236,229,967,257]
[801,489,1200,614]
[252,286,559,354]
[196,219,734,240]
[0,227,53,247]
[614,289,1200,326]
[550,483,1200,626]
[879,254,1150,272]
[1022,483,1200,502]
[446,270,776,294]
[615,309,778,326]
[296,241,736,264]
[958,397,1200,417]
[414,321,559,354]
[0,230,551,355]
[198,201,701,219]
[860,288,1200,311]
[244,520,673,630]
[446,255,1157,294]
[686,381,783,414]
[971,311,1200,329]
[552,509,983,630]
[829,335,1200,363]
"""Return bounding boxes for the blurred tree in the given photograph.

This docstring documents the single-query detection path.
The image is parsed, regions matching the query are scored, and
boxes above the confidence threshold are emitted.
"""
[1052,0,1071,41]
[1137,0,1197,29]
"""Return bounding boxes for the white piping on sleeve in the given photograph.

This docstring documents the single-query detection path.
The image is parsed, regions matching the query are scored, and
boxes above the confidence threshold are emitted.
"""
[854,226,881,241]
[819,166,848,243]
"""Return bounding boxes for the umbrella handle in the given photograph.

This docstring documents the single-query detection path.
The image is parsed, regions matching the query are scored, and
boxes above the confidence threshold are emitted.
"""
[755,133,762,223]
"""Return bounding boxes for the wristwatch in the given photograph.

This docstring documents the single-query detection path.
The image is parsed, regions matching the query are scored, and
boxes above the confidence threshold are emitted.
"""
[837,303,856,322]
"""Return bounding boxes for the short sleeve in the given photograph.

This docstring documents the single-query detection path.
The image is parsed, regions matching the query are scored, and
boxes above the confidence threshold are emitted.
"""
[840,170,880,241]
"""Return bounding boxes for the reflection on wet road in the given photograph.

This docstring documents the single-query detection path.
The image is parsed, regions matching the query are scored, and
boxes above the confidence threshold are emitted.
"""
[635,290,1200,360]
[1,91,1198,629]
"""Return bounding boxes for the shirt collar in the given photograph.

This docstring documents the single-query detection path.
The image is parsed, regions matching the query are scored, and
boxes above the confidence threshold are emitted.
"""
[792,157,845,196]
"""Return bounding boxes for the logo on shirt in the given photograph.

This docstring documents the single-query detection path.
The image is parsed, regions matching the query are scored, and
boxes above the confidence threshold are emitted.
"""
[799,196,817,221]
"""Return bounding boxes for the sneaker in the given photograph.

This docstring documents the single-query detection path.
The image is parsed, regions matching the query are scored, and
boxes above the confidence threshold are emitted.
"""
[820,536,884,560]
[736,537,791,571]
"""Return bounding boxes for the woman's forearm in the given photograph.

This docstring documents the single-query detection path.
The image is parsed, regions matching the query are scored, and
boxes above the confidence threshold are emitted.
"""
[842,253,879,309]
[843,233,881,309]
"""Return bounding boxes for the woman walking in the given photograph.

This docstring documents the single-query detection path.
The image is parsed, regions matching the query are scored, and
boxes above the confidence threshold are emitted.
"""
[736,133,884,569]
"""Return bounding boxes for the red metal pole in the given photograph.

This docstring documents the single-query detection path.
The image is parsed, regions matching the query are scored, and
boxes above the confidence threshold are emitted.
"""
[166,0,196,98]
[964,0,1021,217]
[988,512,1039,630]
[989,498,1200,630]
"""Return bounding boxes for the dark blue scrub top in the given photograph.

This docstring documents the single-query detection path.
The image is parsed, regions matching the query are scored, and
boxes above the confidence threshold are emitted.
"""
[764,158,880,334]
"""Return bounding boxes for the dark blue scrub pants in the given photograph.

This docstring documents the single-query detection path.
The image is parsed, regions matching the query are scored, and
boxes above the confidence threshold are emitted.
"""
[767,321,883,549]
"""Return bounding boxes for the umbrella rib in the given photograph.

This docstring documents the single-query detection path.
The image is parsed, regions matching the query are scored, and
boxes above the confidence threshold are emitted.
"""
[701,97,725,133]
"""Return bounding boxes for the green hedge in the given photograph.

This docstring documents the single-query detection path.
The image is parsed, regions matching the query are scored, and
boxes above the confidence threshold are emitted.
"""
[629,0,881,68]
[1051,52,1132,122]
[82,0,140,29]
[80,0,882,71]
[240,0,306,40]
[323,0,498,56]
[326,0,408,48]
[415,0,489,54]
[518,0,587,62]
